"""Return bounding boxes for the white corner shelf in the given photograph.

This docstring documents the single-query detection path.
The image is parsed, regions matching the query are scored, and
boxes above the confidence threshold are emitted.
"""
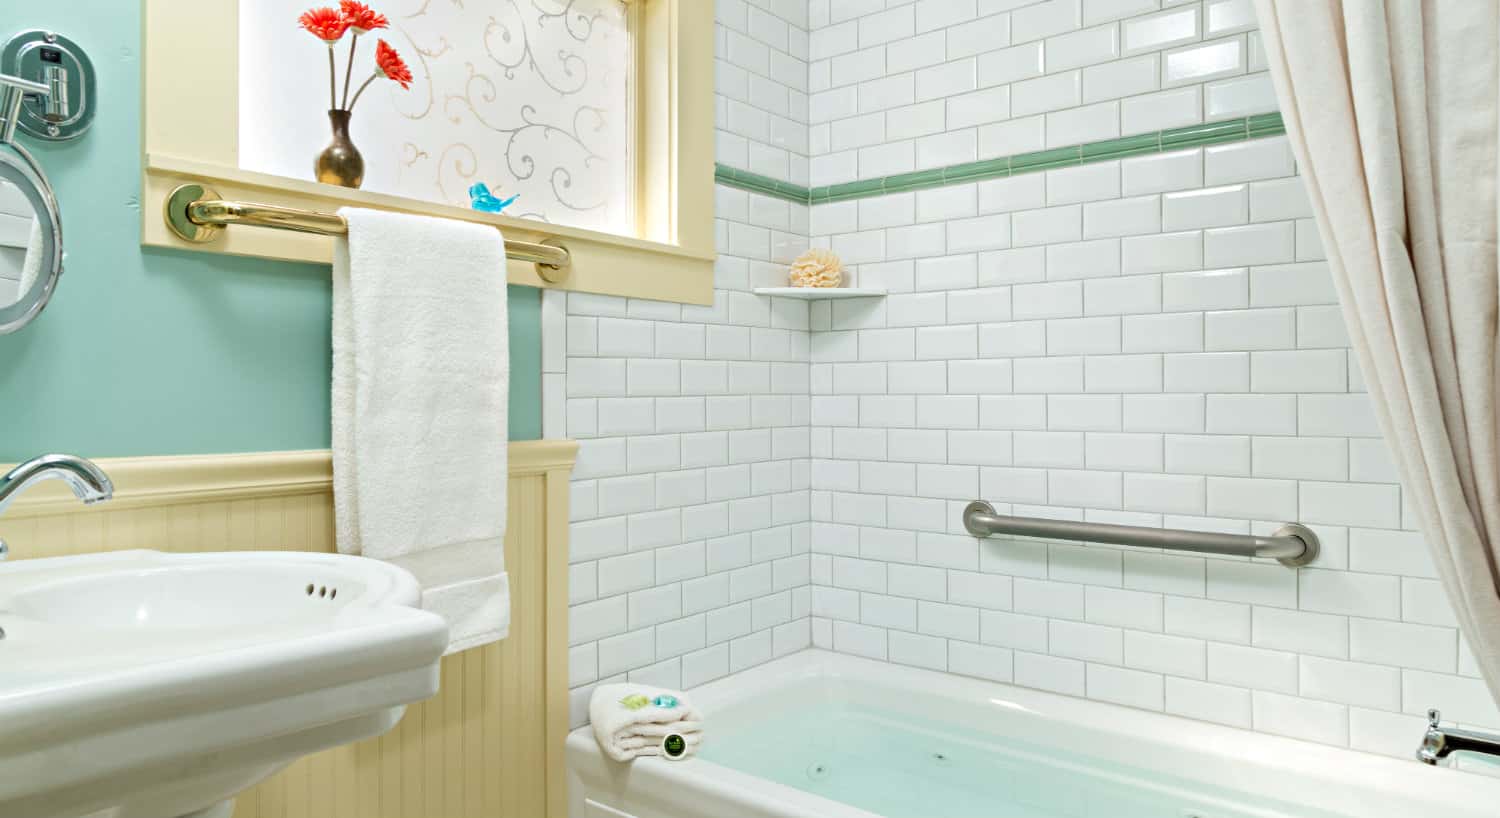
[753,287,887,300]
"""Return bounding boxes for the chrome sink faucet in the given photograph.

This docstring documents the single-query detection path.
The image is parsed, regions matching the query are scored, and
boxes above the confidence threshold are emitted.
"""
[1417,709,1500,765]
[0,454,113,560]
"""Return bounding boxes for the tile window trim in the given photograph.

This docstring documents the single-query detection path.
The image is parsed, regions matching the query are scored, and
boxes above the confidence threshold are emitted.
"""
[715,112,1287,205]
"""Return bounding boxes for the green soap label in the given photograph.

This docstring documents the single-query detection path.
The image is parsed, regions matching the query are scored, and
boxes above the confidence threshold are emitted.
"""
[663,734,686,758]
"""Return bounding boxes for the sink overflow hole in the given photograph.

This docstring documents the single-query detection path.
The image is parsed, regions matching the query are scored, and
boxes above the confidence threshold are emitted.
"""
[305,583,338,600]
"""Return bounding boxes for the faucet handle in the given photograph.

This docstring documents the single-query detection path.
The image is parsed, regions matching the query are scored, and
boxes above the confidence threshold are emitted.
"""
[0,538,7,561]
[1429,708,1443,728]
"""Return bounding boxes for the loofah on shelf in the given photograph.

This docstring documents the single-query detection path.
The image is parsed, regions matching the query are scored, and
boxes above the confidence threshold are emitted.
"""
[788,248,845,288]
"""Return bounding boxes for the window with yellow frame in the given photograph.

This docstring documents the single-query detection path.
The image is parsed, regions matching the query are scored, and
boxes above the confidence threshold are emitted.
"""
[140,0,714,304]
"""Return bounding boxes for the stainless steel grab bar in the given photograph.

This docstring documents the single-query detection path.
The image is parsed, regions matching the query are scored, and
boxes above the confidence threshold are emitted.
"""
[962,501,1319,567]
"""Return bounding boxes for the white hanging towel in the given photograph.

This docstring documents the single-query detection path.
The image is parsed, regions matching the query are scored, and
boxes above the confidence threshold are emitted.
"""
[332,207,510,654]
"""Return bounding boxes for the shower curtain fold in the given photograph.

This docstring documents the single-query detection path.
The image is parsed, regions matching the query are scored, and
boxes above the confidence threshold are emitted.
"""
[1252,0,1500,704]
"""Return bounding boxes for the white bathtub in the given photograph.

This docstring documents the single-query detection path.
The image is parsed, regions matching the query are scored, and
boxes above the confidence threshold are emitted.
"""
[568,650,1500,818]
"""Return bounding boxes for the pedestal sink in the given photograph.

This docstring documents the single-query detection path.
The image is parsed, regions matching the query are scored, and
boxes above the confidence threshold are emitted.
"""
[0,549,449,818]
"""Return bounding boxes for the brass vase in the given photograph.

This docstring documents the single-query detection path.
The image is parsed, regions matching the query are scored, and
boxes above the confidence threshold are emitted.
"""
[315,109,364,189]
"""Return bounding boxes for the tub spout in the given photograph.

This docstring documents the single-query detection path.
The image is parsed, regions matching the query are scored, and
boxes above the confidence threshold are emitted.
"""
[1417,709,1500,765]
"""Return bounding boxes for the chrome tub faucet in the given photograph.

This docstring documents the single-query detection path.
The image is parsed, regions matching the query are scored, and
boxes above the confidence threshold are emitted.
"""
[0,453,113,560]
[1418,709,1500,765]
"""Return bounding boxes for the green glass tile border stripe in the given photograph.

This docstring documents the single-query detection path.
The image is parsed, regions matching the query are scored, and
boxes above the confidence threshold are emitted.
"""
[713,165,811,204]
[714,112,1286,206]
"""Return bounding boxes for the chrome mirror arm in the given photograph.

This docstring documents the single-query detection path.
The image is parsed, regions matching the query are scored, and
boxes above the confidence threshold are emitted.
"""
[0,72,47,145]
[0,73,53,209]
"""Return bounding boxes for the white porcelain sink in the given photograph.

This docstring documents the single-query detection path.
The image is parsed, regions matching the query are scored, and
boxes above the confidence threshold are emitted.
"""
[0,549,448,818]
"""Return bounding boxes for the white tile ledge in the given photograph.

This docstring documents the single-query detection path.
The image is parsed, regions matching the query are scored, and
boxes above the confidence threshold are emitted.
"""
[752,287,887,299]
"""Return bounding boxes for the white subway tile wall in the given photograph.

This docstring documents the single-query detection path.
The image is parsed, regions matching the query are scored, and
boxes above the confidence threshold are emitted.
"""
[556,2,817,729]
[548,0,1494,766]
[719,0,813,184]
[810,0,1279,186]
[801,0,1490,761]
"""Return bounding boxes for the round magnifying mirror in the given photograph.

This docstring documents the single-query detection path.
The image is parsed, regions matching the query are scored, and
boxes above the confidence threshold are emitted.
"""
[0,146,62,335]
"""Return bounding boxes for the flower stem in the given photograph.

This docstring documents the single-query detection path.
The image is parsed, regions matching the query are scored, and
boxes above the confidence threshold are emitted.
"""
[340,34,360,110]
[347,73,378,113]
[327,46,336,110]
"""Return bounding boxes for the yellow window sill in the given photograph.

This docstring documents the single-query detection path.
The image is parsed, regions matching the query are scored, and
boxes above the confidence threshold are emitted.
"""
[143,155,715,305]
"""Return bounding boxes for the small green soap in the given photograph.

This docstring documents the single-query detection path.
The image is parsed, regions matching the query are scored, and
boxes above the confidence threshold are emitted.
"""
[620,694,651,710]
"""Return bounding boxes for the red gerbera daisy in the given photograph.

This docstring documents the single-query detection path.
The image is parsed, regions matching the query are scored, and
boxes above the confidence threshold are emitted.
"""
[298,7,349,43]
[340,1,389,35]
[374,39,413,89]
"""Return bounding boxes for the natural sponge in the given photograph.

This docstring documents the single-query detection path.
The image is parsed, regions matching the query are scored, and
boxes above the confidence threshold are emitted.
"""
[788,247,844,288]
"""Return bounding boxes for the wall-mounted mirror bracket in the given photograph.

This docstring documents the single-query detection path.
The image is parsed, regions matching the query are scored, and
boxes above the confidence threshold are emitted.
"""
[1,30,94,142]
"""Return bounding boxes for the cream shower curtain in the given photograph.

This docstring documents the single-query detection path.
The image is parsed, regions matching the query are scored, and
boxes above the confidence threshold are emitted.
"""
[1252,1,1500,703]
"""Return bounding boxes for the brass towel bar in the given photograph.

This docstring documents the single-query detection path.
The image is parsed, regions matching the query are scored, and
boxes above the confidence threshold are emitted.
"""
[162,183,570,279]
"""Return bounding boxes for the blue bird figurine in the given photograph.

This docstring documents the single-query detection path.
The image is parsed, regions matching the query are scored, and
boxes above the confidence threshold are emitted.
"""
[469,182,519,214]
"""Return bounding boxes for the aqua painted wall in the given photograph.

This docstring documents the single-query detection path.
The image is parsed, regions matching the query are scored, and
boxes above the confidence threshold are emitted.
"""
[0,3,541,462]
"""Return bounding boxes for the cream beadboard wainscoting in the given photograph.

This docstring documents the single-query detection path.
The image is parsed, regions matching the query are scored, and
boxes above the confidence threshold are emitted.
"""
[1,442,576,818]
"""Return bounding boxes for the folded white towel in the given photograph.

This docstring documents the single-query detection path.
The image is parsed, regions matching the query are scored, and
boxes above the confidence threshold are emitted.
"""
[589,684,704,762]
[332,207,511,654]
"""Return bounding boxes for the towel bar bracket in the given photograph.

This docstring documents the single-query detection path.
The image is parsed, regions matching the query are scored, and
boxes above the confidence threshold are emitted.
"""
[162,183,573,277]
[962,500,1319,568]
[164,183,226,244]
[531,238,568,283]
